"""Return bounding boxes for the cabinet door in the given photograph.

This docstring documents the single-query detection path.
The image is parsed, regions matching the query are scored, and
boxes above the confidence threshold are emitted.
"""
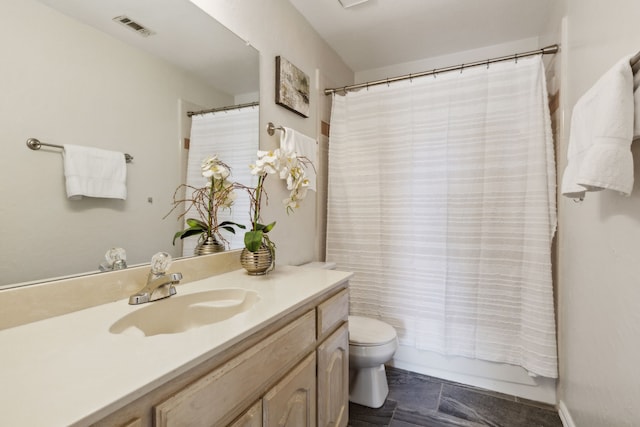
[317,323,349,427]
[229,400,262,427]
[263,353,317,427]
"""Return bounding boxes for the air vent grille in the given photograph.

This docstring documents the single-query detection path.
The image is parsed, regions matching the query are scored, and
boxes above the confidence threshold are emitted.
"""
[112,15,155,37]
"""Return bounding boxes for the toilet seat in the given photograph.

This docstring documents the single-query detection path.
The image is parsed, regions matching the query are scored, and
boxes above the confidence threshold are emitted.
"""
[348,315,397,347]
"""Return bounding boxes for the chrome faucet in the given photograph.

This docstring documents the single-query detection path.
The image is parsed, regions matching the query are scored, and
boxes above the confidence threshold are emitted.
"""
[129,252,182,305]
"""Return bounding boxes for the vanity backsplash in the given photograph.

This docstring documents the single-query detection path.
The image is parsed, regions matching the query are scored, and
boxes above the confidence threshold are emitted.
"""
[0,250,242,330]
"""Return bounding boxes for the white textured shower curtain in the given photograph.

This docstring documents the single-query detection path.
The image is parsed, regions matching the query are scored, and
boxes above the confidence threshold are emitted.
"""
[184,107,259,256]
[327,56,557,377]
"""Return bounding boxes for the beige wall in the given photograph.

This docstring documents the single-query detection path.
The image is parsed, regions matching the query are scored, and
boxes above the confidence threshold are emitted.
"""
[0,0,231,285]
[557,0,640,425]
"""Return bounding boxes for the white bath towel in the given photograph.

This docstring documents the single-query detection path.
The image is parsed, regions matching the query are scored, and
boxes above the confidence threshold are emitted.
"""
[63,144,127,200]
[280,127,318,191]
[633,70,640,139]
[561,56,635,199]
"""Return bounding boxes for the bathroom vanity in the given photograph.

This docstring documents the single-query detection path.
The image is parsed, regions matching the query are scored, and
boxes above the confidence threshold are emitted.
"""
[0,263,351,427]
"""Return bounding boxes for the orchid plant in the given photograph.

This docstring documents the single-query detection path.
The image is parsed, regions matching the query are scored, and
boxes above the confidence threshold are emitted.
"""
[243,149,310,259]
[165,155,245,249]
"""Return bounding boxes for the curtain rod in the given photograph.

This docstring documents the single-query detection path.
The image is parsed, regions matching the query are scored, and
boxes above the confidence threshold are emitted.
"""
[324,44,560,96]
[187,101,259,117]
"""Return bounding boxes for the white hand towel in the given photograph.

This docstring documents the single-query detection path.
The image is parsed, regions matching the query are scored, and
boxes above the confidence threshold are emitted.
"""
[63,144,127,200]
[561,55,635,199]
[280,127,318,191]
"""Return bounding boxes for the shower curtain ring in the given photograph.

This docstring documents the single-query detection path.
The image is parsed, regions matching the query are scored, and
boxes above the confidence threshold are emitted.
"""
[433,69,437,78]
[486,60,490,69]
[460,64,464,74]
[515,53,519,64]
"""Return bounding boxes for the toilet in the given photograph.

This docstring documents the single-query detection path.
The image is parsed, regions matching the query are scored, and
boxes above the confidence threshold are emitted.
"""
[348,315,398,408]
[301,261,399,409]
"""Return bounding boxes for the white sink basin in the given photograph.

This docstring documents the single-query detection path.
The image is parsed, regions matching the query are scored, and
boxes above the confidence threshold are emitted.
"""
[109,288,259,337]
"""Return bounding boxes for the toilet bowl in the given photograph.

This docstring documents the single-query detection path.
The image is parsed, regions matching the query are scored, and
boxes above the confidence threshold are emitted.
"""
[299,262,398,408]
[348,315,398,408]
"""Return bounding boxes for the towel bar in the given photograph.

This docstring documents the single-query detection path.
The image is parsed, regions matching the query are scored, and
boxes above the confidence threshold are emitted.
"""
[26,138,133,163]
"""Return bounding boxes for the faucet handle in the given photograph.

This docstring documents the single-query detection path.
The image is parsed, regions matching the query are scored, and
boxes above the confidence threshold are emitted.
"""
[150,252,172,275]
[99,247,127,271]
[106,247,127,270]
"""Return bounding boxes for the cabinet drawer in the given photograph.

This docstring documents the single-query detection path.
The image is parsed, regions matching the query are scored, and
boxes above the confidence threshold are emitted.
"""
[316,289,349,341]
[155,310,316,427]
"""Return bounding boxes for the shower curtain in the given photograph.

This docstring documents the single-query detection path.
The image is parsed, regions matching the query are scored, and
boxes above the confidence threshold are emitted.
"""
[184,107,259,256]
[326,56,557,378]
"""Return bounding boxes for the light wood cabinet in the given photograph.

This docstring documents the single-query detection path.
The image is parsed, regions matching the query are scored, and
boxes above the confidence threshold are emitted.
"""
[155,311,316,427]
[94,283,349,427]
[316,289,349,342]
[263,353,317,426]
[229,401,262,427]
[317,324,349,427]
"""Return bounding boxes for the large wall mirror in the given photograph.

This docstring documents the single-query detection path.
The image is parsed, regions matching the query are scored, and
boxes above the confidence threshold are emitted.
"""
[0,0,259,288]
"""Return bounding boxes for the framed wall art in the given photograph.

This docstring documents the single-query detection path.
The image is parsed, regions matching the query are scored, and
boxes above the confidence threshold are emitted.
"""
[275,56,310,118]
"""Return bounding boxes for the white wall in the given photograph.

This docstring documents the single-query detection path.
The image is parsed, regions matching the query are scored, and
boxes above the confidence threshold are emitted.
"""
[190,0,353,266]
[557,0,640,425]
[0,0,233,286]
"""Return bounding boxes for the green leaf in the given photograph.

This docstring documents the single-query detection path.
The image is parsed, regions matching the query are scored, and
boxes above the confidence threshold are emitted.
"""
[244,230,264,252]
[172,227,205,245]
[172,230,183,245]
[219,221,246,229]
[255,221,276,233]
[186,218,208,229]
[220,226,236,234]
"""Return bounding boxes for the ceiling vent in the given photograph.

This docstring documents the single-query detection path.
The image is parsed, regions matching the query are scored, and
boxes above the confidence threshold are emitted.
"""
[338,0,370,8]
[112,15,155,37]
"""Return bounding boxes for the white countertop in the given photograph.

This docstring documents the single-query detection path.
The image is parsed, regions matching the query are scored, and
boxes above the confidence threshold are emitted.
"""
[0,265,352,426]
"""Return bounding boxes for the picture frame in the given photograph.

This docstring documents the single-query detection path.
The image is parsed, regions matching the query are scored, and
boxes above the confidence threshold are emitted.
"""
[275,56,310,118]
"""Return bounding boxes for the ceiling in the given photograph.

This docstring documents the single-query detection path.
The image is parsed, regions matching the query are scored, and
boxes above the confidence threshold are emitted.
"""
[288,0,557,72]
[36,0,259,96]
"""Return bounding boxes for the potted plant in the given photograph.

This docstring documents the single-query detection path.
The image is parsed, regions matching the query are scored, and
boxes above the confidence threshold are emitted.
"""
[240,148,310,274]
[165,155,245,255]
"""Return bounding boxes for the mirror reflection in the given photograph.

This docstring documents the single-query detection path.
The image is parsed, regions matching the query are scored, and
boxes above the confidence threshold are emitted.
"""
[0,0,260,288]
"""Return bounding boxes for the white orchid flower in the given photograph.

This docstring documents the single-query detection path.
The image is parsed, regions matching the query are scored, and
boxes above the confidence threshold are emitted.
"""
[201,155,230,180]
[251,150,283,175]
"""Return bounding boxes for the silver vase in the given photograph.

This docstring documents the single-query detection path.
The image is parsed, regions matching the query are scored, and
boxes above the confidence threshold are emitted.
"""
[194,236,225,256]
[240,243,273,275]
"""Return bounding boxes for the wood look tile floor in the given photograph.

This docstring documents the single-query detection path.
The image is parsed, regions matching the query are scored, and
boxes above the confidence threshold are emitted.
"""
[348,367,563,427]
